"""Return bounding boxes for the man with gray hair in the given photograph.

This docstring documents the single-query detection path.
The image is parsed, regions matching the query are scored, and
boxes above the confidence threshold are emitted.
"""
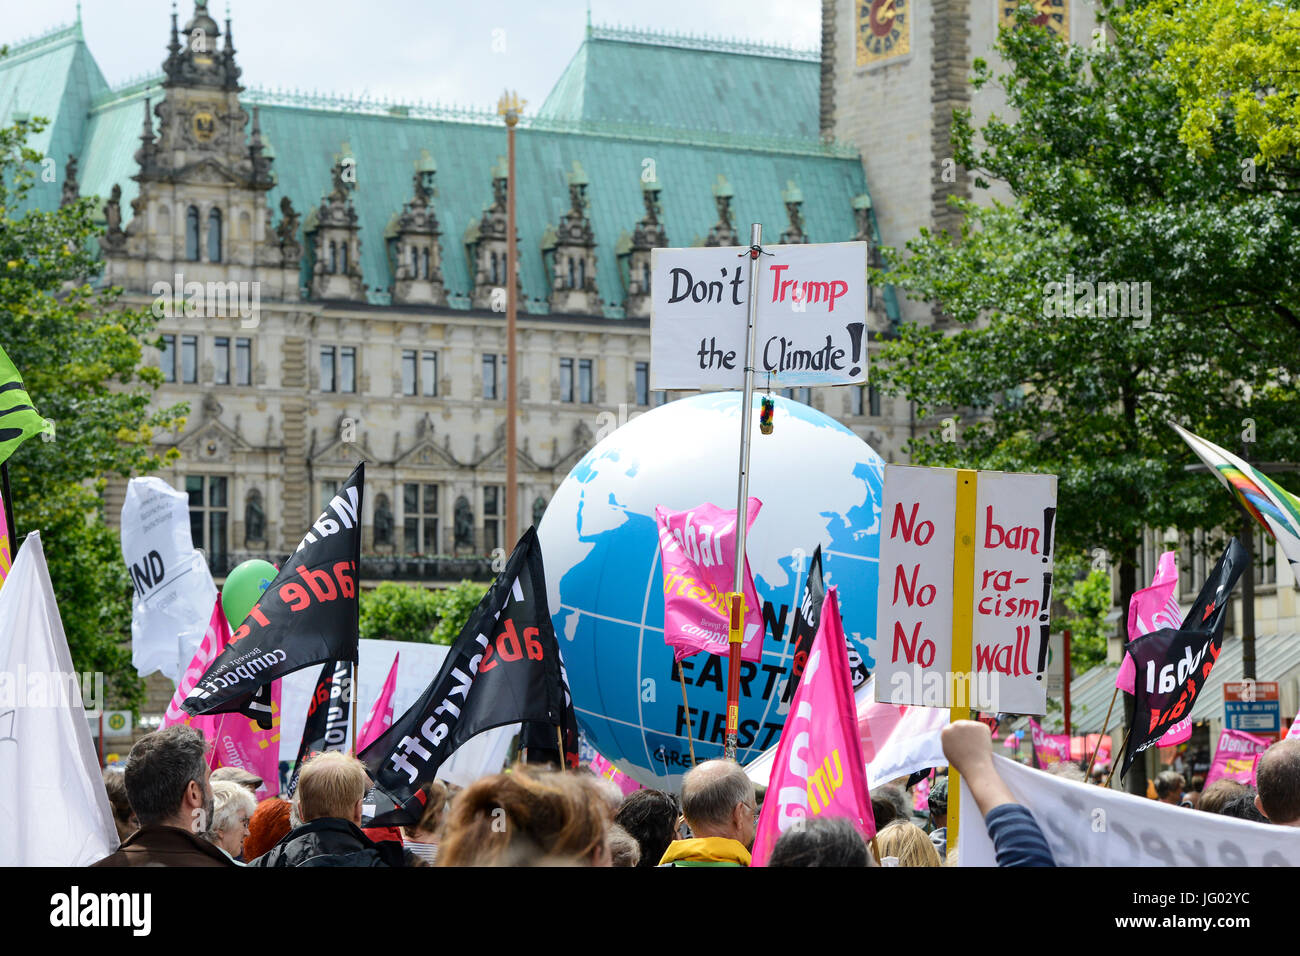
[658,759,756,867]
[92,725,235,867]
[1254,738,1300,826]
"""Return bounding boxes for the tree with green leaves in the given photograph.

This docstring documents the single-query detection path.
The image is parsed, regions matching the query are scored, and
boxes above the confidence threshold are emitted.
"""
[872,0,1300,655]
[359,580,488,645]
[1,114,186,711]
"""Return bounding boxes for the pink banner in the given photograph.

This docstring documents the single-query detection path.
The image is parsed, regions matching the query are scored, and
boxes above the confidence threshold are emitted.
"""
[1029,718,1071,767]
[655,498,764,662]
[164,600,281,800]
[1116,552,1189,747]
[357,652,399,753]
[1204,729,1271,787]
[752,588,874,866]
[590,753,644,798]
[1068,734,1112,765]
[913,776,930,813]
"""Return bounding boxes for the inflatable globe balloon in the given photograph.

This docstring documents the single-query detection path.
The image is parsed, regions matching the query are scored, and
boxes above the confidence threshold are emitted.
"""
[221,559,279,630]
[538,391,884,789]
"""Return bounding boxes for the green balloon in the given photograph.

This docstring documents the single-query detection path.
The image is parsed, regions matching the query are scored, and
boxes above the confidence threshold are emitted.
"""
[222,559,279,630]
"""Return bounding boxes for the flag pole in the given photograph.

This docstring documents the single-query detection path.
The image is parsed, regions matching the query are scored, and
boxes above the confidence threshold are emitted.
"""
[556,724,565,767]
[350,662,358,755]
[947,469,977,858]
[679,667,698,767]
[2,461,17,540]
[1085,684,1120,781]
[725,223,764,762]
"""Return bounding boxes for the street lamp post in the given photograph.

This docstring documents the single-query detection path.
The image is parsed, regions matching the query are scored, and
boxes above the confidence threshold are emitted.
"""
[498,91,525,549]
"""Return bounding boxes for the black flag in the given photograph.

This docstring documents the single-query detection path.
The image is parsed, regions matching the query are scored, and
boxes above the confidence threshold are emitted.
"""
[286,659,353,797]
[183,463,364,727]
[1121,538,1248,776]
[359,527,569,826]
[782,547,867,703]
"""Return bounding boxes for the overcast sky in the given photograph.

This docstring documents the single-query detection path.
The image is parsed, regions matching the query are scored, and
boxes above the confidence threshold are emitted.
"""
[6,1,821,111]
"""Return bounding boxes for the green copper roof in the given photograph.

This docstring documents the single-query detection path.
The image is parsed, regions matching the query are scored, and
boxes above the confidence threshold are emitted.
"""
[539,25,823,141]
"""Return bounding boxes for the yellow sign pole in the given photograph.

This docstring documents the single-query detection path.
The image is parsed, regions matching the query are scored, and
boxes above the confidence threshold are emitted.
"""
[948,469,977,858]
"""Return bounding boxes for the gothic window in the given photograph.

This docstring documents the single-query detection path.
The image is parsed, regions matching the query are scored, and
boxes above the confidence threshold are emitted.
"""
[567,257,576,290]
[207,208,222,262]
[578,359,593,404]
[373,494,394,546]
[422,248,430,280]
[483,486,505,553]
[579,258,586,289]
[642,263,650,291]
[410,247,419,278]
[559,358,573,403]
[490,251,500,286]
[341,242,349,274]
[244,490,265,545]
[185,206,201,261]
[329,241,338,274]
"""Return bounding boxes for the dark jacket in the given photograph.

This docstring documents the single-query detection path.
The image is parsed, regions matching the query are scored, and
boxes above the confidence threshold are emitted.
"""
[251,817,405,868]
[91,825,237,868]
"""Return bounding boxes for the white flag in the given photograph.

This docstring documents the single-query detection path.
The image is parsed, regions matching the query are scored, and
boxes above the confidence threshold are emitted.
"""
[0,533,119,865]
[121,477,217,685]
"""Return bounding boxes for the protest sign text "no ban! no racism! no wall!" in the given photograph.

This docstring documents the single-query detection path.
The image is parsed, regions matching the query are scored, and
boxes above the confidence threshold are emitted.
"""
[649,242,869,390]
[875,465,1058,715]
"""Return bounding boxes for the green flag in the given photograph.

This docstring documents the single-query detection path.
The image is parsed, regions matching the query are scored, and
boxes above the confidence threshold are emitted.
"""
[0,345,50,466]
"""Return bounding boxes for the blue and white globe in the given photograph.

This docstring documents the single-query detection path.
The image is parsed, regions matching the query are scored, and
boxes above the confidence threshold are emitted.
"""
[538,391,884,789]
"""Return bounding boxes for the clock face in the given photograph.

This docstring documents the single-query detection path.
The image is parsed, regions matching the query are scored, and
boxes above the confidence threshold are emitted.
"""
[192,111,217,143]
[999,0,1070,39]
[858,0,910,66]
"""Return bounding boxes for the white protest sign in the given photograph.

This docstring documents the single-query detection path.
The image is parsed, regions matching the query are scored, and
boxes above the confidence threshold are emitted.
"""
[875,465,1056,714]
[121,477,217,686]
[650,241,868,389]
[959,754,1300,866]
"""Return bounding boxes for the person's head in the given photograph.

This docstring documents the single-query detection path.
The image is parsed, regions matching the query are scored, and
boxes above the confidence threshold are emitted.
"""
[875,821,942,867]
[243,798,293,862]
[614,788,680,868]
[438,765,610,866]
[1255,739,1300,825]
[208,780,256,858]
[403,779,449,843]
[767,816,871,867]
[875,783,909,823]
[295,751,370,825]
[607,824,641,867]
[679,759,758,849]
[103,768,138,842]
[1153,771,1185,804]
[591,778,624,820]
[1191,773,1206,793]
[927,776,948,828]
[123,725,212,831]
[870,791,897,831]
[1221,788,1269,823]
[1197,779,1248,815]
[1047,762,1086,782]
[209,766,263,794]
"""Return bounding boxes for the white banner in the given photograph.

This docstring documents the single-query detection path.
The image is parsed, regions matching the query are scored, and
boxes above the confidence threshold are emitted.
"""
[875,466,1056,714]
[121,477,216,685]
[958,754,1300,866]
[0,533,119,866]
[650,241,868,389]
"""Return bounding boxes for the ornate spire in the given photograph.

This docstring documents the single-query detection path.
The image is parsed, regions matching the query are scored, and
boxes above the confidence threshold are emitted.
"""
[780,180,807,244]
[705,173,737,247]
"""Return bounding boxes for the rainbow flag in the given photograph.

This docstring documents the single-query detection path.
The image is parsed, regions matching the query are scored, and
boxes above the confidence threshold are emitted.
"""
[0,491,9,589]
[1171,422,1300,575]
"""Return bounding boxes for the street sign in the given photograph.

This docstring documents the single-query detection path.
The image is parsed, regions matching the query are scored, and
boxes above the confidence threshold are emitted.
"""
[1224,681,1281,733]
[103,709,133,740]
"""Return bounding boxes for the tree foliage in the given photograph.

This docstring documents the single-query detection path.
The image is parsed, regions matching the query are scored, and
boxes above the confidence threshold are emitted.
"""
[872,1,1300,648]
[0,116,187,710]
[359,580,488,645]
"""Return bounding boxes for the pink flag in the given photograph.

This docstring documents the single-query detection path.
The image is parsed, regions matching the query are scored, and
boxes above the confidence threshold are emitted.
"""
[590,753,644,798]
[357,652,399,753]
[1204,728,1271,787]
[1287,708,1300,739]
[1117,551,1183,694]
[655,498,764,662]
[913,776,930,813]
[0,492,10,590]
[165,600,281,801]
[751,588,874,866]
[1029,718,1071,767]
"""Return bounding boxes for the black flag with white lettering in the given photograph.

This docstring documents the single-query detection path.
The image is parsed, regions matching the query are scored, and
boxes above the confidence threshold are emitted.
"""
[359,527,566,826]
[183,463,364,727]
[1121,537,1247,776]
[520,643,580,770]
[781,547,867,702]
[286,659,354,798]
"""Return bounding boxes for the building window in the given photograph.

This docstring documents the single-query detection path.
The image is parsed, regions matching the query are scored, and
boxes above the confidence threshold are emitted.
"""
[340,346,356,393]
[402,350,417,396]
[1255,528,1276,586]
[181,335,198,384]
[207,208,222,263]
[868,385,881,418]
[329,241,338,274]
[422,351,437,397]
[403,483,439,554]
[214,337,230,385]
[483,354,507,400]
[373,493,394,546]
[187,475,228,572]
[653,389,667,407]
[235,337,251,386]
[490,251,500,286]
[635,362,649,407]
[410,247,419,279]
[341,242,349,274]
[850,385,864,417]
[186,206,200,261]
[422,248,430,280]
[161,334,176,383]
[320,480,339,517]
[567,257,576,289]
[321,347,336,392]
[579,258,586,288]
[560,358,574,403]
[578,359,593,404]
[483,485,504,553]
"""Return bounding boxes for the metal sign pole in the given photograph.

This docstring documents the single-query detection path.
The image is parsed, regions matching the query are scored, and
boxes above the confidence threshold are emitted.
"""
[725,223,764,761]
